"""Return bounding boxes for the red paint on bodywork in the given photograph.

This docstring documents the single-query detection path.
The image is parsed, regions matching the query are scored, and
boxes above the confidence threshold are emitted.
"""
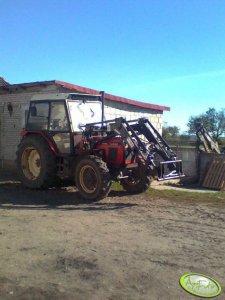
[92,136,125,166]
[20,131,59,155]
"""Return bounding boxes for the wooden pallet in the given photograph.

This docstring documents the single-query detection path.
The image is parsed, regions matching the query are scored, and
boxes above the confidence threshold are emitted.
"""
[202,157,225,190]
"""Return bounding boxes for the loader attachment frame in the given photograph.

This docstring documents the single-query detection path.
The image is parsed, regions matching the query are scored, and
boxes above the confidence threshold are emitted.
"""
[196,125,221,154]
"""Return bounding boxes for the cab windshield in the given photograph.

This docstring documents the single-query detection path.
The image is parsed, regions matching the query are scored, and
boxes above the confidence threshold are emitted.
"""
[68,100,102,131]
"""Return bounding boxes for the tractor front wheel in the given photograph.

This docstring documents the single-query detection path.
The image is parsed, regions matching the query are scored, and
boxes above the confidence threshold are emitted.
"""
[75,156,111,200]
[120,166,152,194]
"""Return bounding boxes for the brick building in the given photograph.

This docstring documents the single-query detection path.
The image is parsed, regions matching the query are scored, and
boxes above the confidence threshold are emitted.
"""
[0,79,169,169]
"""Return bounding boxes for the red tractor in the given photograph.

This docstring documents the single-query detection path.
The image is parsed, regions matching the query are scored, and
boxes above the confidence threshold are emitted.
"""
[17,92,184,200]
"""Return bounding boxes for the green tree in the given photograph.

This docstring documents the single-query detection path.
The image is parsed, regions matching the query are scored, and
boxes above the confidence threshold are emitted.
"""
[187,108,225,139]
[162,126,180,139]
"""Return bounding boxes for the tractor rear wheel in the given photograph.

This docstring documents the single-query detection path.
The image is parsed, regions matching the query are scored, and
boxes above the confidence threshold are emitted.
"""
[121,166,152,194]
[16,135,57,189]
[75,155,111,200]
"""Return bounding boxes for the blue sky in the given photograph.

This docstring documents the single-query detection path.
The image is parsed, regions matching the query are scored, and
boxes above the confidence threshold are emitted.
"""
[1,0,225,132]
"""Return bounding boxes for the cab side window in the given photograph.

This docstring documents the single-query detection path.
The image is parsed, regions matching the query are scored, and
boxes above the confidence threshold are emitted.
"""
[49,102,69,131]
[27,102,49,130]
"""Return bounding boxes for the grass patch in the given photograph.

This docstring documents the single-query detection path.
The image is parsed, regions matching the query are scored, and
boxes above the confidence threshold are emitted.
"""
[112,181,124,191]
[146,188,225,202]
[111,181,225,202]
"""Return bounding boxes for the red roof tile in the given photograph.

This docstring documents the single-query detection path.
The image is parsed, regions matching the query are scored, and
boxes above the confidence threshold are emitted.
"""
[55,80,170,111]
[0,79,170,111]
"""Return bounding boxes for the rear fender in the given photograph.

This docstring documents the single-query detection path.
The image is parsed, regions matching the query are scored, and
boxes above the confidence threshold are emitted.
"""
[20,131,59,155]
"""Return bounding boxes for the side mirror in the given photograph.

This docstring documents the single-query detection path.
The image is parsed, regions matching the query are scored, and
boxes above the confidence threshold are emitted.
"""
[30,106,37,117]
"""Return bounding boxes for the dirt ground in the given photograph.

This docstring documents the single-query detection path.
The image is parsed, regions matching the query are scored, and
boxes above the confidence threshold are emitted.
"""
[0,176,225,300]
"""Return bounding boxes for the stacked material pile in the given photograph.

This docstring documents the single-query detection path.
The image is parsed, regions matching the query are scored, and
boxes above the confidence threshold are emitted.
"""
[202,156,225,191]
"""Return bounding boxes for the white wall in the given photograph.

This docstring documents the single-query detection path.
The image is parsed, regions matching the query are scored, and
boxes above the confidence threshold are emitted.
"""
[0,93,34,163]
[104,100,163,133]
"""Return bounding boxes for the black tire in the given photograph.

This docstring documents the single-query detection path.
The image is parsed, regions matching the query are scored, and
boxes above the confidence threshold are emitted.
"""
[75,155,112,200]
[120,166,152,194]
[16,135,57,189]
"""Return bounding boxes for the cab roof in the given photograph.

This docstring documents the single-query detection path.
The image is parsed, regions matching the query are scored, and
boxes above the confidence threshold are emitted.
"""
[31,93,101,101]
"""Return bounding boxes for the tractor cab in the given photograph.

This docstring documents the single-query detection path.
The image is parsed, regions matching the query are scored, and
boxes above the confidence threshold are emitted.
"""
[24,93,103,155]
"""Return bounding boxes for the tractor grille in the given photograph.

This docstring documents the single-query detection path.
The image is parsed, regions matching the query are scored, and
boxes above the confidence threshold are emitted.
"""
[109,148,118,162]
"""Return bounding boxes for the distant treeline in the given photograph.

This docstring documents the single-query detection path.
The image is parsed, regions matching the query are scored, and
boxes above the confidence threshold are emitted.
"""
[165,135,225,148]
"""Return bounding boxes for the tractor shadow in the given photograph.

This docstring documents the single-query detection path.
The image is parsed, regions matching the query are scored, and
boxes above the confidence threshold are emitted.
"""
[0,179,137,211]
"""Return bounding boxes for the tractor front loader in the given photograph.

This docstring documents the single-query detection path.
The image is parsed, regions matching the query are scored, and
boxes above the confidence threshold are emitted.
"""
[17,93,184,200]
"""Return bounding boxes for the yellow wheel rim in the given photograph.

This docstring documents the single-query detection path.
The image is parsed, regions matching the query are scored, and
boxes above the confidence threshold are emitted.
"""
[79,165,98,193]
[21,147,41,180]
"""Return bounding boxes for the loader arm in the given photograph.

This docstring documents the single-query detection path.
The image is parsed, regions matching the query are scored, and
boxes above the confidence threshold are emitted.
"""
[115,118,184,180]
[131,118,177,166]
[84,117,185,181]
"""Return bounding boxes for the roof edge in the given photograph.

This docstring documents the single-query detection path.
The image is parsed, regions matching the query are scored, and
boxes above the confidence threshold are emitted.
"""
[55,80,170,112]
[0,79,170,112]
